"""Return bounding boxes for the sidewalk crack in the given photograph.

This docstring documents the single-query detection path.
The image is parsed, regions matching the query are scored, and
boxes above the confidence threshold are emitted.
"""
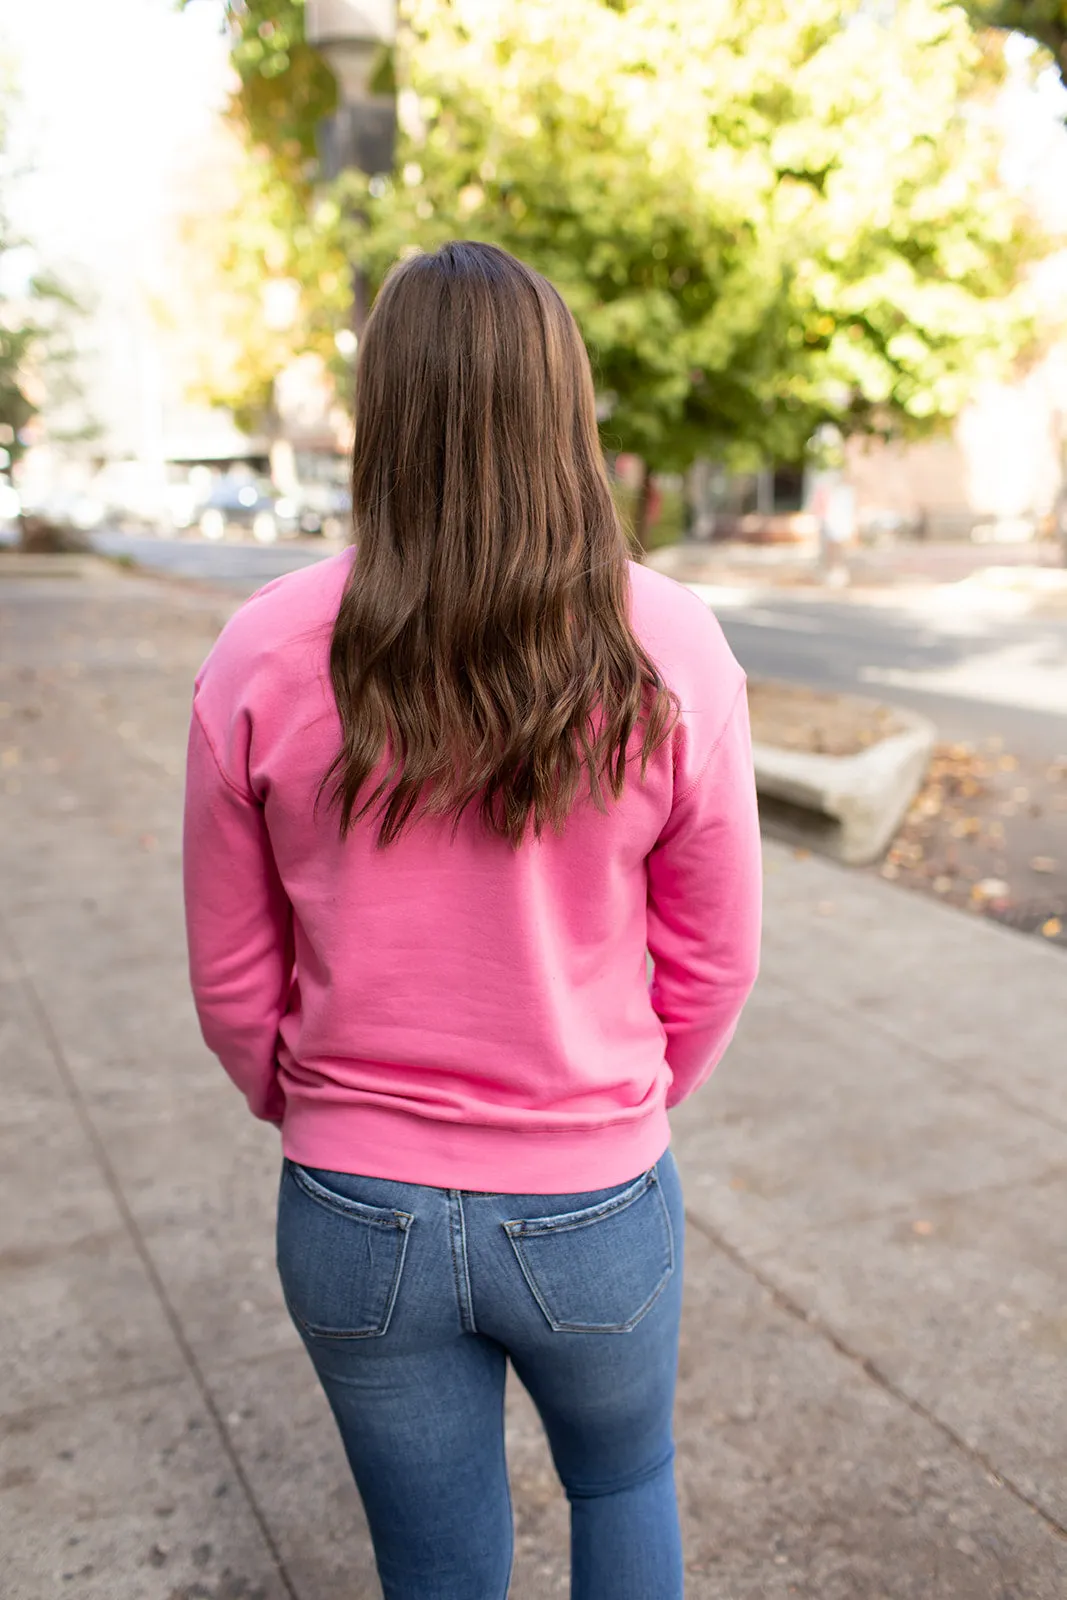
[684,1206,1067,1546]
[1,915,302,1600]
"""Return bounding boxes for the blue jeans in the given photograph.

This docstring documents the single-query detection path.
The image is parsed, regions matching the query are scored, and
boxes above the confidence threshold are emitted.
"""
[276,1148,685,1600]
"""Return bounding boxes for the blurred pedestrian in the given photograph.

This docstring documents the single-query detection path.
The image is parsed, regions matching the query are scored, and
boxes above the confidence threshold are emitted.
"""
[183,241,762,1600]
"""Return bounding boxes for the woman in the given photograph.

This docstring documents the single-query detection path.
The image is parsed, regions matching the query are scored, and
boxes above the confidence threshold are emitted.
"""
[183,241,761,1600]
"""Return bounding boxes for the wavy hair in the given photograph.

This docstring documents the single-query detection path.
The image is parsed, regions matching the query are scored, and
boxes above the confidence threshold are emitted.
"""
[323,241,678,847]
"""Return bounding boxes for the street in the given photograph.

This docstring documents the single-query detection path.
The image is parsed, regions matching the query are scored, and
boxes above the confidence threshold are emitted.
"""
[90,529,341,592]
[716,593,1067,764]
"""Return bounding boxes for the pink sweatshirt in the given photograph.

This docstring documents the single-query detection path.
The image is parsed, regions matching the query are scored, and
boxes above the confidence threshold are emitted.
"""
[183,549,762,1193]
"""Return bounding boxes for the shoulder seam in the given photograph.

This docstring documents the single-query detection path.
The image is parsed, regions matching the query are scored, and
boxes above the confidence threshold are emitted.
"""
[191,694,257,804]
[672,674,747,806]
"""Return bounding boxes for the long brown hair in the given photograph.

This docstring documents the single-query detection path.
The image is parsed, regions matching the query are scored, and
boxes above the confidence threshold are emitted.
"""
[323,241,677,848]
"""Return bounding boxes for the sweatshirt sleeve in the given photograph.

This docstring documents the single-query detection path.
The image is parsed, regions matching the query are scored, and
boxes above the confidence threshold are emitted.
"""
[647,681,762,1109]
[183,700,294,1124]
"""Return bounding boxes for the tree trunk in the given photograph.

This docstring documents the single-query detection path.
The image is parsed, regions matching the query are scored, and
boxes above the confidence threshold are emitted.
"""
[633,459,653,556]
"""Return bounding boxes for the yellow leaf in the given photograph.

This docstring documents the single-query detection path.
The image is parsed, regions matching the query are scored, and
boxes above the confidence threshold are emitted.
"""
[1041,917,1063,939]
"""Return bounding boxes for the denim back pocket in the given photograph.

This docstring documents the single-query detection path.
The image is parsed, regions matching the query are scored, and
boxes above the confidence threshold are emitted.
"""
[503,1168,674,1334]
[277,1161,413,1340]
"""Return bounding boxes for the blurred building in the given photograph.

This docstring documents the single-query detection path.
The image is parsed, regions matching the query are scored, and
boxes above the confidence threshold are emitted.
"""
[844,269,1067,544]
[840,48,1067,546]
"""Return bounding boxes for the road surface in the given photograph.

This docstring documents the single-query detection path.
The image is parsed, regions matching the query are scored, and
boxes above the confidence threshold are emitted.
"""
[91,529,339,591]
[715,594,1067,765]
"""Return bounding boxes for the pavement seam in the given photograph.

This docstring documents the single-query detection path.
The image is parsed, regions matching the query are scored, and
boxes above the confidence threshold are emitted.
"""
[683,1206,1067,1545]
[0,914,303,1600]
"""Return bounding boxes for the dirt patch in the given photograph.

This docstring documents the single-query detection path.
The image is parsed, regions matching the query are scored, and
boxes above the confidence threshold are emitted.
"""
[875,741,1067,950]
[748,680,907,758]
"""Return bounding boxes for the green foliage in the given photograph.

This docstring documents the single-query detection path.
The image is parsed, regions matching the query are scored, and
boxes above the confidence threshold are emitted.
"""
[177,0,349,427]
[204,0,1046,472]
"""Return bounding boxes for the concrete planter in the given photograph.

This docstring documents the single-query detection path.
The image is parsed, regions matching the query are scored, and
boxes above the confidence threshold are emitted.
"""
[752,697,936,867]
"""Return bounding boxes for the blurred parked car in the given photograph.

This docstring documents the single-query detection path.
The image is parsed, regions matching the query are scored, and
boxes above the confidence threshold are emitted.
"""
[197,476,299,544]
[289,450,351,538]
[290,481,351,538]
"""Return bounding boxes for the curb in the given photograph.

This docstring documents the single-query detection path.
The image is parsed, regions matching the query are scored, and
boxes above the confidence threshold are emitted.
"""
[753,709,937,866]
[0,552,113,580]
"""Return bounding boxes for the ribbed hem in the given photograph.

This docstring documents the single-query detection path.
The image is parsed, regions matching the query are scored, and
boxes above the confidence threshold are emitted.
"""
[280,1097,673,1195]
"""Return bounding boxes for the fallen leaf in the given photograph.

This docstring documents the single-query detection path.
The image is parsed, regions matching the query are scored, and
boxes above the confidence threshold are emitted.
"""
[793,848,811,861]
[972,878,1010,902]
[1030,856,1058,875]
[1041,917,1063,939]
[997,754,1018,772]
[933,875,953,894]
[912,1220,934,1236]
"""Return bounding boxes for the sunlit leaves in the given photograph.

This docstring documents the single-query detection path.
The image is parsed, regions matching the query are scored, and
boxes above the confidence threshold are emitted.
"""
[203,0,1045,468]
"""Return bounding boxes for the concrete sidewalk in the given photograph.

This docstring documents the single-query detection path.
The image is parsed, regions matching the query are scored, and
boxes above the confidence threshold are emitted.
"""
[1,563,1064,1600]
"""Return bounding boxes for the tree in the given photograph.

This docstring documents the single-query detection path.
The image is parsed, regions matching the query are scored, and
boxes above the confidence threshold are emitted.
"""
[174,0,349,433]
[0,101,89,470]
[962,2,1067,87]
[203,0,1045,542]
